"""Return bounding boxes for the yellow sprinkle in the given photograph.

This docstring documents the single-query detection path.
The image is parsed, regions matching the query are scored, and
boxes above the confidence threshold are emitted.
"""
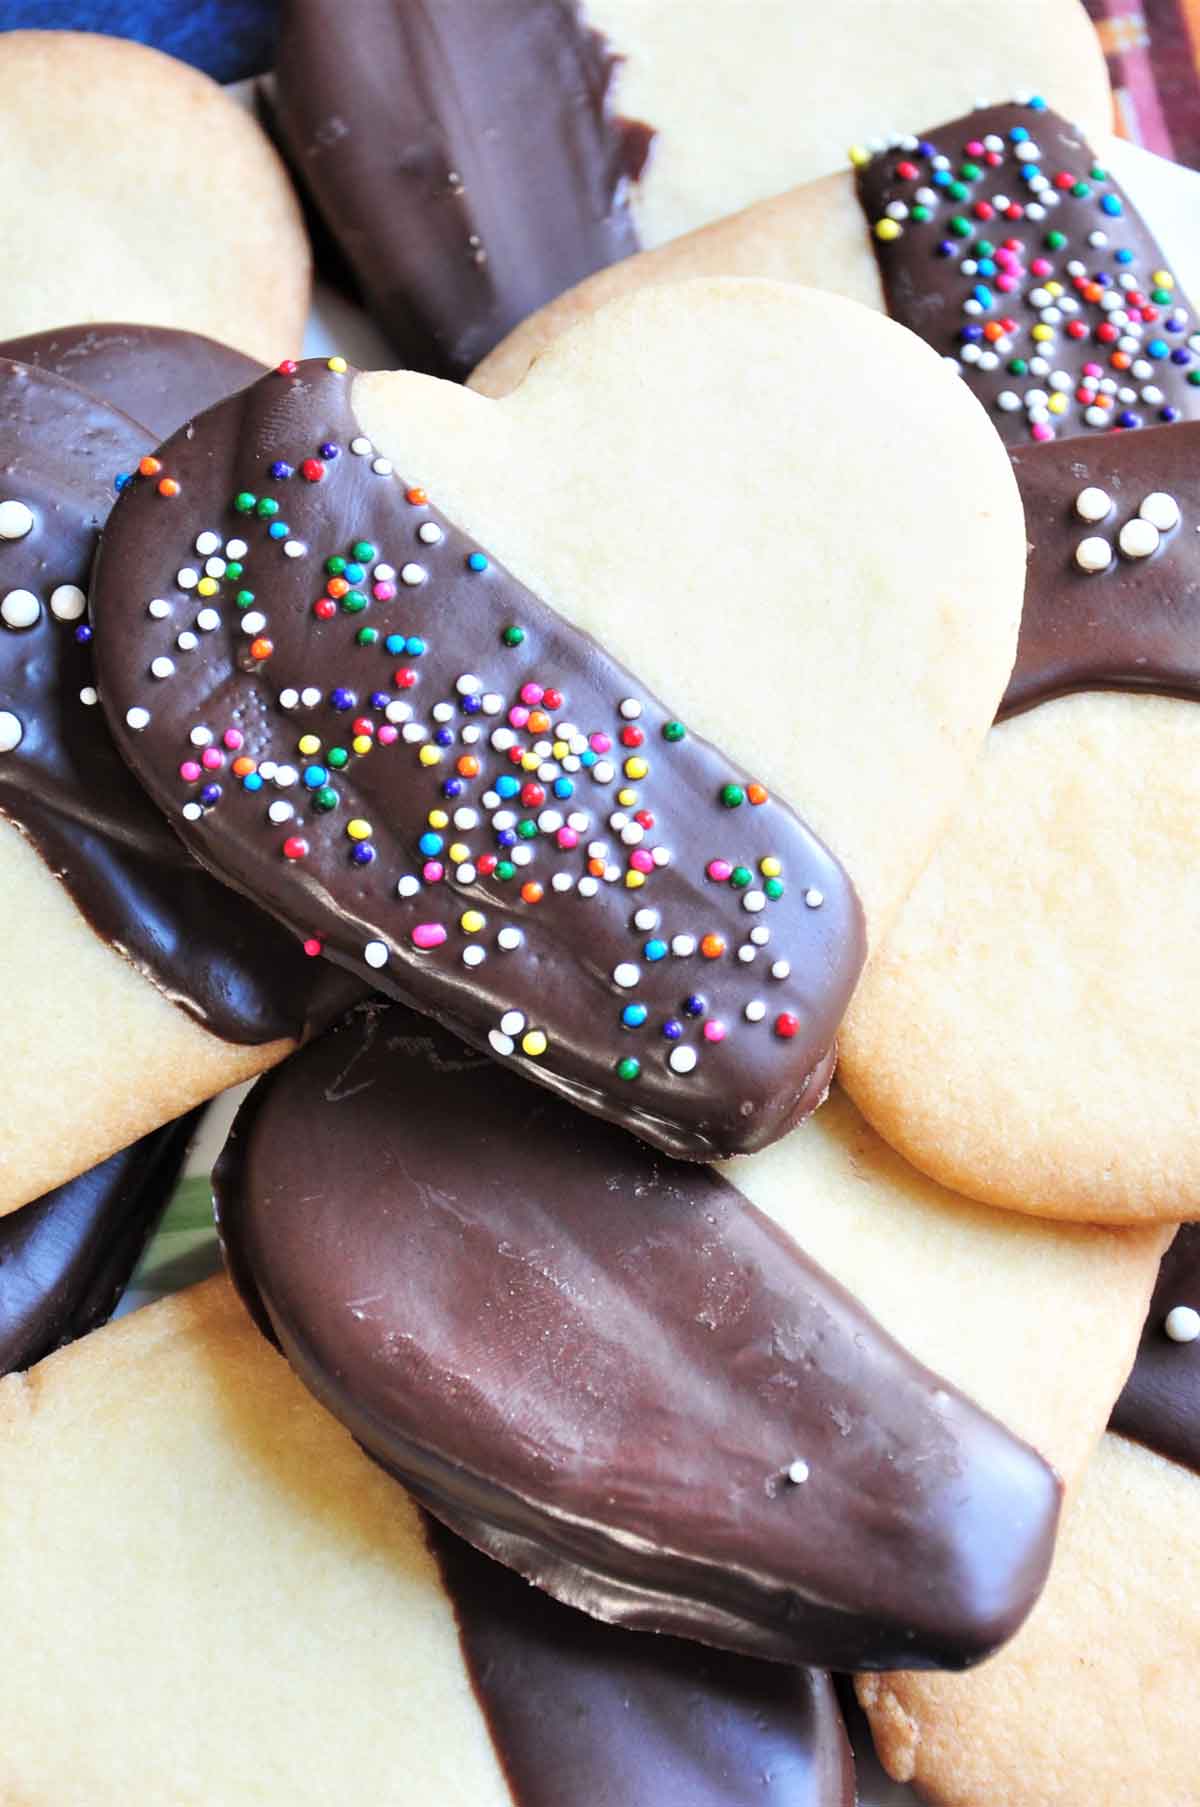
[427,809,449,829]
[1048,392,1068,415]
[449,841,469,863]
[327,355,348,374]
[419,745,442,767]
[352,734,372,756]
[297,734,321,757]
[848,144,870,168]
[1031,323,1053,342]
[521,751,539,771]
[1153,269,1174,290]
[617,787,638,807]
[760,856,783,878]
[346,818,372,841]
[1045,280,1064,298]
[521,1029,548,1058]
[197,577,219,597]
[874,217,902,242]
[624,756,649,780]
[461,910,486,935]
[625,870,645,889]
[552,740,568,759]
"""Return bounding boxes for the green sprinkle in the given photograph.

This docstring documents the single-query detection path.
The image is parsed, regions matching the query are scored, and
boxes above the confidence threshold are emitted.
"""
[975,239,994,258]
[256,497,279,518]
[502,624,525,647]
[616,1056,640,1081]
[233,491,256,514]
[496,859,516,881]
[730,865,752,890]
[720,783,745,809]
[950,215,972,238]
[1045,229,1067,250]
[356,626,379,646]
[326,556,347,577]
[235,589,255,609]
[948,180,968,202]
[225,562,244,581]
[328,747,350,769]
[1151,287,1173,304]
[517,819,538,840]
[1007,357,1029,375]
[911,203,931,222]
[959,161,981,181]
[1071,181,1090,199]
[352,541,377,563]
[662,720,686,743]
[1090,164,1107,181]
[1188,370,1200,387]
[342,590,368,613]
[313,786,339,812]
[764,877,785,901]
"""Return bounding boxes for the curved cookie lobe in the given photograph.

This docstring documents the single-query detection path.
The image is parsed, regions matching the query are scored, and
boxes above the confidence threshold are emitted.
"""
[0,323,264,444]
[0,1112,199,1374]
[216,1002,1061,1673]
[855,100,1200,446]
[0,357,363,1044]
[1002,423,1200,715]
[271,0,649,379]
[425,1517,855,1807]
[1111,1225,1200,1476]
[92,358,865,1161]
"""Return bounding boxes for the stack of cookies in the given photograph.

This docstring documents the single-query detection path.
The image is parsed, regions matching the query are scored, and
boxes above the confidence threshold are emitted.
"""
[0,6,1195,1802]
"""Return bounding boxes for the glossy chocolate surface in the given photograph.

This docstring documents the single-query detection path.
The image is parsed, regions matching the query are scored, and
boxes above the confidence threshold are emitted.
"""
[0,323,264,443]
[0,356,363,1044]
[0,1113,198,1373]
[93,359,864,1161]
[272,0,650,379]
[857,102,1200,446]
[1003,423,1200,715]
[216,1001,1061,1672]
[427,1518,855,1807]
[1111,1225,1200,1476]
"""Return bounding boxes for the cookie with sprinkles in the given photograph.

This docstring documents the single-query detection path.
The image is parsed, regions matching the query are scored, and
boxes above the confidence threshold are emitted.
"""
[92,286,1026,1160]
[0,356,364,1219]
[216,1001,1063,1674]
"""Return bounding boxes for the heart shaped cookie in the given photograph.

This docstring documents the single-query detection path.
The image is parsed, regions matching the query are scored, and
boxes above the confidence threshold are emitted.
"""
[92,284,1025,1159]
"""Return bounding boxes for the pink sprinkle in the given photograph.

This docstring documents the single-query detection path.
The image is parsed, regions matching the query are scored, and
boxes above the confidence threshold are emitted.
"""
[411,922,447,950]
[996,274,1018,293]
[520,682,544,706]
[629,849,654,874]
[373,582,396,602]
[201,747,223,771]
[508,705,530,729]
[707,859,732,882]
[589,733,611,754]
[302,938,323,958]
[1031,421,1054,442]
[179,760,201,783]
[1030,256,1052,277]
[556,826,579,850]
[1082,361,1103,378]
[995,248,1019,270]
[966,139,984,156]
[703,1020,727,1043]
[223,728,243,751]
[422,860,444,883]
[377,723,399,745]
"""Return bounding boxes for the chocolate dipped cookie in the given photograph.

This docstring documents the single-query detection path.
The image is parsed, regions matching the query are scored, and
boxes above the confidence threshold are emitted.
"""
[0,356,364,1215]
[270,0,1108,378]
[90,285,1026,1160]
[0,1277,854,1807]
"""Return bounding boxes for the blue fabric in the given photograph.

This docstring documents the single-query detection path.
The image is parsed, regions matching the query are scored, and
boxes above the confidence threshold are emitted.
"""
[0,2,279,83]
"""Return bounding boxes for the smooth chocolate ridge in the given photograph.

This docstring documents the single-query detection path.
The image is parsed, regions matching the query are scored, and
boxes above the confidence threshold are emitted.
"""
[216,1000,1061,1673]
[0,356,364,1044]
[856,101,1200,446]
[1111,1225,1200,1476]
[1003,422,1200,716]
[0,1112,199,1374]
[93,359,865,1161]
[272,0,651,380]
[426,1516,855,1807]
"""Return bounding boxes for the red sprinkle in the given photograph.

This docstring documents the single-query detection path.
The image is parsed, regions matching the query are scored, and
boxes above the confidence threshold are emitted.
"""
[774,1012,800,1039]
[300,458,326,483]
[283,835,309,861]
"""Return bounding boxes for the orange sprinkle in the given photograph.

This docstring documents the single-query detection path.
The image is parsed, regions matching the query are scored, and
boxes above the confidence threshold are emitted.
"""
[982,322,1004,343]
[1110,351,1131,371]
[250,637,273,660]
[587,857,606,878]
[157,477,180,498]
[138,455,162,478]
[701,933,726,959]
[747,783,769,806]
[406,486,428,505]
[232,756,256,778]
[326,576,350,599]
[528,709,551,734]
[457,754,481,778]
[520,881,544,905]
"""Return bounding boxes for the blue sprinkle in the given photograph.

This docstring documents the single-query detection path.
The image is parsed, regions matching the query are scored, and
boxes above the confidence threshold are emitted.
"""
[461,695,482,715]
[1010,125,1030,142]
[351,843,375,865]
[385,634,405,655]
[496,774,520,799]
[369,691,390,709]
[344,562,366,584]
[467,552,489,573]
[684,993,706,1017]
[1147,339,1169,360]
[495,828,517,849]
[418,832,444,857]
[976,258,997,278]
[1116,410,1141,429]
[622,1003,648,1029]
[268,521,289,540]
[1100,194,1122,217]
[553,777,574,799]
[580,749,598,768]
[973,283,994,308]
[75,623,92,644]
[936,239,957,258]
[442,778,465,799]
[644,939,668,962]
[1161,405,1181,422]
[330,688,355,710]
[662,1019,683,1042]
[320,441,340,460]
[434,727,454,747]
[1029,95,1047,110]
[270,461,293,481]
[114,472,132,492]
[960,323,985,343]
[242,772,264,792]
[406,636,427,656]
[200,784,222,807]
[933,169,953,188]
[1171,347,1193,366]
[303,765,328,789]
[1115,247,1134,264]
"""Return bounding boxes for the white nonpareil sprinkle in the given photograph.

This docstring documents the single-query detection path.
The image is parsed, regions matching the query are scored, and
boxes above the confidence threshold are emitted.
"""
[418,522,443,545]
[497,926,523,950]
[50,584,87,621]
[613,962,640,989]
[226,538,248,559]
[787,1460,810,1485]
[1138,492,1181,533]
[0,499,34,540]
[283,541,307,560]
[195,530,221,556]
[79,687,98,707]
[400,563,427,586]
[372,457,393,476]
[268,801,294,824]
[669,1046,698,1075]
[350,436,372,456]
[177,632,199,653]
[190,725,213,747]
[500,1010,525,1037]
[1165,1305,1200,1344]
[363,941,389,970]
[456,673,481,696]
[771,960,791,981]
[1075,535,1112,574]
[181,801,203,821]
[1118,518,1160,560]
[196,608,221,632]
[150,656,175,680]
[301,686,322,707]
[618,698,642,719]
[396,875,420,897]
[126,706,150,731]
[148,598,171,619]
[745,1000,766,1022]
[742,891,766,914]
[1075,487,1113,524]
[1,589,40,629]
[462,944,485,967]
[634,908,658,931]
[177,567,199,590]
[0,710,23,752]
[805,889,824,909]
[241,611,267,636]
[489,1030,515,1057]
[671,935,696,957]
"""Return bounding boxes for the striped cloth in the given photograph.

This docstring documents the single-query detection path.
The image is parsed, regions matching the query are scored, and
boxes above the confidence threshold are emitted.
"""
[1086,0,1200,166]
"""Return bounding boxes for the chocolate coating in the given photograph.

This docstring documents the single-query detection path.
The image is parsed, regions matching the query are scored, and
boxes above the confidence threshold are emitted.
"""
[93,359,865,1162]
[1111,1225,1200,1476]
[0,323,264,444]
[271,0,650,379]
[426,1517,855,1807]
[1002,422,1200,715]
[0,356,364,1044]
[857,101,1200,446]
[216,1001,1061,1673]
[0,1112,199,1374]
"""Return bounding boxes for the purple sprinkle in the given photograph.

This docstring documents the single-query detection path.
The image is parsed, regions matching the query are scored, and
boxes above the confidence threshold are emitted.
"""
[75,624,93,644]
[351,843,375,865]
[200,783,222,806]
[662,1019,683,1042]
[319,441,340,460]
[270,461,294,481]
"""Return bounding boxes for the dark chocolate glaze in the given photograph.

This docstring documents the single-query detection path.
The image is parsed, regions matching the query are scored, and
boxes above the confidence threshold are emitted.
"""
[0,1111,199,1374]
[271,0,651,380]
[215,1000,1061,1673]
[1002,423,1200,715]
[0,323,264,444]
[856,101,1200,446]
[425,1517,855,1807]
[1111,1225,1200,1476]
[0,356,364,1044]
[93,359,865,1162]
